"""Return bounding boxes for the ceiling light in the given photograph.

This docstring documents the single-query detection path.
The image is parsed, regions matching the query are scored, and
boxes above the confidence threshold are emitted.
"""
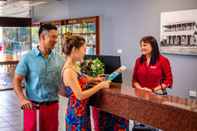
[0,0,6,6]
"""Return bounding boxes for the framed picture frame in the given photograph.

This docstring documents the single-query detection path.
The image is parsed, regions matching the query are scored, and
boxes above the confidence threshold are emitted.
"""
[160,9,197,55]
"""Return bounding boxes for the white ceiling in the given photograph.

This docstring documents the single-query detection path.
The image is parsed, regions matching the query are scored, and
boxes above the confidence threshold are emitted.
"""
[0,0,48,17]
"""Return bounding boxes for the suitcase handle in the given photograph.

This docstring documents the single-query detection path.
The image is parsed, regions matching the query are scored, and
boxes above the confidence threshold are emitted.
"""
[21,103,40,110]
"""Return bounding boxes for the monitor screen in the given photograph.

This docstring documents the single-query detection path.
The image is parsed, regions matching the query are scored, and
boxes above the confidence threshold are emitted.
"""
[84,55,122,83]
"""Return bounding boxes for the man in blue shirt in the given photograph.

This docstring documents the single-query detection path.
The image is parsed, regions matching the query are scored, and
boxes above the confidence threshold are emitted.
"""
[13,24,64,131]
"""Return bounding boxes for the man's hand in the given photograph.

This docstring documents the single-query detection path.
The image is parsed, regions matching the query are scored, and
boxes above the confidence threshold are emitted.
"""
[20,99,32,110]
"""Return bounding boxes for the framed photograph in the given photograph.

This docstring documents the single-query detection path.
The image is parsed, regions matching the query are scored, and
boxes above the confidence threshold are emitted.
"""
[160,9,197,55]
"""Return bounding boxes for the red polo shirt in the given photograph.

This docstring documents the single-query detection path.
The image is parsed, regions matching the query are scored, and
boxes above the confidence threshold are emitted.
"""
[132,55,173,90]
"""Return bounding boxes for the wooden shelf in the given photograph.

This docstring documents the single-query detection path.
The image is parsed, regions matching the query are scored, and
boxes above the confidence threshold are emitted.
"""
[32,16,100,55]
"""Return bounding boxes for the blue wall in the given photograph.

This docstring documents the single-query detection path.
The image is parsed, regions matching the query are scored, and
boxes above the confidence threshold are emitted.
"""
[33,0,197,98]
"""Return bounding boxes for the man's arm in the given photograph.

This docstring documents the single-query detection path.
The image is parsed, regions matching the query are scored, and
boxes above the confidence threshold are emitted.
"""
[13,74,32,109]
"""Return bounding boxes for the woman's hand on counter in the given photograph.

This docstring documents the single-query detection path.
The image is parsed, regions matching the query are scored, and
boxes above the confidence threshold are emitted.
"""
[97,80,111,89]
[94,76,105,82]
[87,75,105,84]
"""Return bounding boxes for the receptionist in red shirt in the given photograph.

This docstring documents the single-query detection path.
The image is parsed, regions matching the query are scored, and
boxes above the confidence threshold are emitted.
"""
[132,36,173,94]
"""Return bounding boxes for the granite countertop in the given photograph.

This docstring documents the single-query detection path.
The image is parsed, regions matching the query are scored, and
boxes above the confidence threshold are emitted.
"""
[90,83,197,131]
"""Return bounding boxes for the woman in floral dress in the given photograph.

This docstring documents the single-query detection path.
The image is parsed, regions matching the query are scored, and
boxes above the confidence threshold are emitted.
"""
[61,35,110,131]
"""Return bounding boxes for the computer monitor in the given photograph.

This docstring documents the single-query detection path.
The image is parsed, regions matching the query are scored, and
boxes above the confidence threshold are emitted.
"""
[84,55,122,83]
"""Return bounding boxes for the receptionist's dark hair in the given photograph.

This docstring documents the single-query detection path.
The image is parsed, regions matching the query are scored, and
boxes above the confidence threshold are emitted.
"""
[139,36,160,65]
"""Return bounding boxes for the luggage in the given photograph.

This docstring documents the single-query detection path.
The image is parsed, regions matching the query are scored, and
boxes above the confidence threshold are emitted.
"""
[21,104,40,131]
[35,104,40,131]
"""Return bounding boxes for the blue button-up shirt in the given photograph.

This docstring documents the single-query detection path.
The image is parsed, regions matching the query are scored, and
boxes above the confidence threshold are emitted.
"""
[15,47,64,102]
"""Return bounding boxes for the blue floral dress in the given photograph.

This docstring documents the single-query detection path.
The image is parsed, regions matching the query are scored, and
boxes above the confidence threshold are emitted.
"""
[62,72,91,131]
[61,71,129,131]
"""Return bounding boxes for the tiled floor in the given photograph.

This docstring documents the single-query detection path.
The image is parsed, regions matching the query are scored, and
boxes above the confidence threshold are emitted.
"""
[0,91,22,131]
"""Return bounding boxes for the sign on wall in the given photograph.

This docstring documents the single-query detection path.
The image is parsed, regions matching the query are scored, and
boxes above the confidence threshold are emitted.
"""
[160,9,197,55]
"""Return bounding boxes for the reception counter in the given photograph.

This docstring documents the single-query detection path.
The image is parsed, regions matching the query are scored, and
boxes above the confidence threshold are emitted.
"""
[90,83,197,131]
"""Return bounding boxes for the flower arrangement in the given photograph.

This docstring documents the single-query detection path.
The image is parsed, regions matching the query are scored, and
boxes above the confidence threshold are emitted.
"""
[81,58,104,77]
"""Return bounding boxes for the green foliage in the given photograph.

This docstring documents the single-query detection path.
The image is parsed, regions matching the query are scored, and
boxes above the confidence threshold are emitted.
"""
[81,58,104,77]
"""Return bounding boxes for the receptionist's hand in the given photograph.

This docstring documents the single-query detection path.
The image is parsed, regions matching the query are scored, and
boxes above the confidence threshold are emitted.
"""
[143,87,152,92]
